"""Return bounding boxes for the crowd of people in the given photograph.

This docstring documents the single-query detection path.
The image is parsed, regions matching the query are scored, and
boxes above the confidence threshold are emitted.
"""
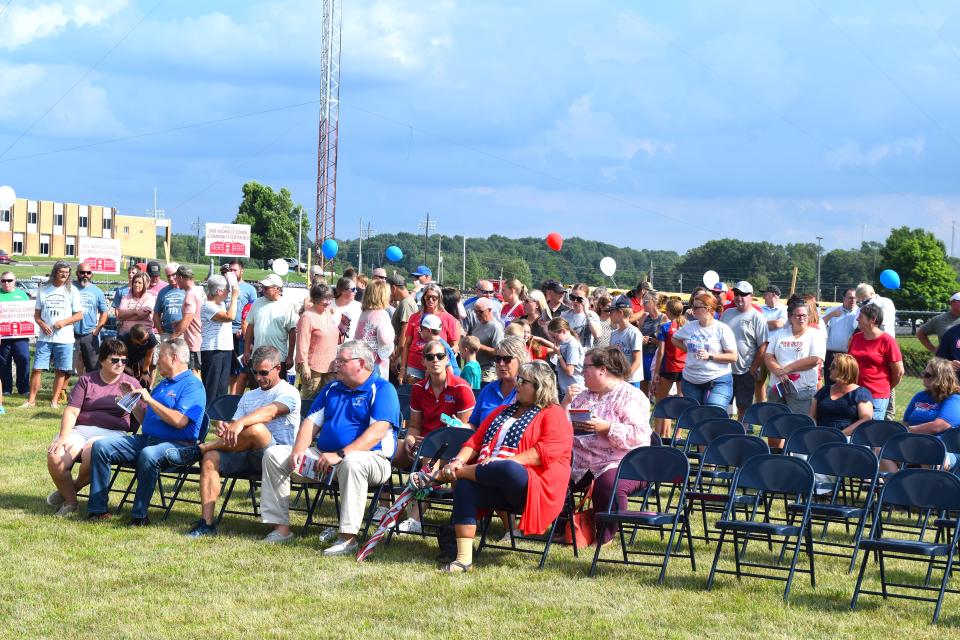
[7,258,960,571]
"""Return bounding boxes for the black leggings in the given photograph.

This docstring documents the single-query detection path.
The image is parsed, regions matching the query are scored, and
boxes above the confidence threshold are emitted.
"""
[452,459,529,526]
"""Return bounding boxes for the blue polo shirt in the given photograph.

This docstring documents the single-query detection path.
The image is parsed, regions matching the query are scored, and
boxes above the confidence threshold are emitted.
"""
[230,281,258,333]
[142,369,206,442]
[903,391,960,437]
[153,285,186,334]
[75,283,107,335]
[469,380,517,427]
[307,371,401,457]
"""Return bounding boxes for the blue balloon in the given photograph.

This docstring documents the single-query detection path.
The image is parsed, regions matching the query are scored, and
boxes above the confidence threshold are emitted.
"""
[321,238,338,260]
[879,269,901,290]
[385,245,403,262]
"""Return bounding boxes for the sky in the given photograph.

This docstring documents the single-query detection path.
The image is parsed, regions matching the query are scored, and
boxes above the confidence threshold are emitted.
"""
[1,0,960,255]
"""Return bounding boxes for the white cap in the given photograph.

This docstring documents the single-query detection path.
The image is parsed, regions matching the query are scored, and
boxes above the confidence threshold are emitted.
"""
[420,314,442,331]
[259,274,284,288]
[733,281,754,294]
[309,265,323,276]
[951,292,960,302]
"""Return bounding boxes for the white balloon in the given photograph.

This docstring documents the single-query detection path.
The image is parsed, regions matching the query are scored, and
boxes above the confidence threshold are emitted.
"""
[599,256,617,277]
[0,185,15,210]
[272,259,289,276]
[702,270,720,289]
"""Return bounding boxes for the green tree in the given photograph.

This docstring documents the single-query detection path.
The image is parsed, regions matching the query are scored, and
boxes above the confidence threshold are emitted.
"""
[501,256,533,285]
[880,227,958,310]
[157,233,204,264]
[232,182,304,264]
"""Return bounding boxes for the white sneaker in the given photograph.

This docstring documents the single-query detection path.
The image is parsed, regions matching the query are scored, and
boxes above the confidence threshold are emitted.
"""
[499,528,523,544]
[47,491,65,507]
[261,529,294,544]
[322,537,358,556]
[371,506,389,522]
[53,503,78,517]
[317,527,338,543]
[396,518,422,534]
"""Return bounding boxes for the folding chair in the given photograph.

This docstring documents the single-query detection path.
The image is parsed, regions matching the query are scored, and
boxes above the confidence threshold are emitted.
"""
[706,454,817,602]
[851,469,960,623]
[652,396,699,439]
[741,401,790,435]
[850,420,907,448]
[671,404,728,448]
[788,442,879,572]
[683,418,746,463]
[396,384,413,422]
[941,429,960,473]
[879,432,947,472]
[760,413,816,452]
[589,446,695,583]
[783,426,847,457]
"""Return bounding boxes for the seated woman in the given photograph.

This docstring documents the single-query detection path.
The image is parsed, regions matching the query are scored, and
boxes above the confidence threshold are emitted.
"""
[469,336,530,427]
[810,353,873,436]
[562,347,652,545]
[903,357,960,470]
[46,339,142,516]
[436,360,573,572]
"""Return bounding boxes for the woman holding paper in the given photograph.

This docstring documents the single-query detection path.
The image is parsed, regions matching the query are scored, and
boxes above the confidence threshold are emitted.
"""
[116,271,157,334]
[45,339,141,516]
[764,297,826,415]
[562,346,652,545]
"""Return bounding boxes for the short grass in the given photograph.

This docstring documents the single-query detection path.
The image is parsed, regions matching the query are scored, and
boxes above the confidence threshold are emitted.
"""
[1,381,957,639]
[4,261,308,286]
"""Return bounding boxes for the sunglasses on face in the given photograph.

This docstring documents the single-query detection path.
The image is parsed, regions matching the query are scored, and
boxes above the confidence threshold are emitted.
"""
[108,357,127,364]
[423,352,447,362]
[478,289,494,295]
[253,369,275,377]
[493,355,514,364]
[570,295,585,303]
[374,275,387,281]
[792,314,808,320]
[0,279,13,283]
[77,271,92,276]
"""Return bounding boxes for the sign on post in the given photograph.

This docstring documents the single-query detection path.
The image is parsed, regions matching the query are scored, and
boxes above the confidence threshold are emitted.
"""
[205,223,251,258]
[77,237,121,274]
[0,300,37,337]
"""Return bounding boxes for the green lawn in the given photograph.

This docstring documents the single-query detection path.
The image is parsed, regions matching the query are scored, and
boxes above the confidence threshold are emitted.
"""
[0,380,955,639]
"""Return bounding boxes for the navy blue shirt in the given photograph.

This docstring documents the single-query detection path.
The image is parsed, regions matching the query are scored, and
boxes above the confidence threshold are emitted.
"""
[142,369,206,441]
[229,281,258,333]
[306,371,401,456]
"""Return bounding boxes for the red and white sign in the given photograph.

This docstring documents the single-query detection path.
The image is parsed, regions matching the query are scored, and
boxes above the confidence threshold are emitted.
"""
[0,300,37,337]
[78,237,122,274]
[205,223,251,258]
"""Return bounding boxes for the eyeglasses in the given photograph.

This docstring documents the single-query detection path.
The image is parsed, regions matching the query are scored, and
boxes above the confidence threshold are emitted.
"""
[792,314,809,320]
[423,295,440,301]
[108,357,127,364]
[600,308,612,313]
[0,279,13,283]
[334,357,362,366]
[922,371,934,379]
[493,355,515,364]
[423,352,447,362]
[253,368,276,377]
[570,295,585,303]
[516,376,535,386]
[478,289,494,295]
[692,304,707,310]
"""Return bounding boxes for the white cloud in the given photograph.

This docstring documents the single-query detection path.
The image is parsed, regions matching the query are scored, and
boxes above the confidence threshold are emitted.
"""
[0,63,48,116]
[0,1,128,51]
[825,135,926,168]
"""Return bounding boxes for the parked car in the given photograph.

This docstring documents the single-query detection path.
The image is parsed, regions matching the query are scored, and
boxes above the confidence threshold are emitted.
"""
[0,250,12,265]
[265,257,307,273]
[16,280,39,299]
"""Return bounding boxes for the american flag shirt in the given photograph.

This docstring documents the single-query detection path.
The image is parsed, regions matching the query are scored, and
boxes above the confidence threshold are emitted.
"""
[476,404,541,463]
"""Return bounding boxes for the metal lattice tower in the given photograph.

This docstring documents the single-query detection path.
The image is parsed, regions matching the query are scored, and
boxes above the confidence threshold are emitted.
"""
[316,0,342,270]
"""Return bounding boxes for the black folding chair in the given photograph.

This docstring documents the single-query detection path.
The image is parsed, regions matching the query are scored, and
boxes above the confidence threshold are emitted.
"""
[783,426,847,457]
[879,432,947,472]
[760,413,816,452]
[589,446,695,583]
[850,419,907,448]
[670,404,728,449]
[851,469,960,623]
[683,418,745,463]
[652,396,699,440]
[396,384,413,423]
[706,455,817,602]
[741,401,791,435]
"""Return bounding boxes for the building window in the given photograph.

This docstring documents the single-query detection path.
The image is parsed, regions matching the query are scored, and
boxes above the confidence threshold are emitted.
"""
[123,226,130,234]
[0,209,8,222]
[79,213,88,228]
[55,212,64,227]
[39,235,50,256]
[29,210,37,224]
[12,233,23,255]
[65,237,76,257]
[103,216,112,230]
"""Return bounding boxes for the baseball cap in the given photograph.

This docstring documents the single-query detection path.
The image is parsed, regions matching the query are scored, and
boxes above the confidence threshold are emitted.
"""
[420,314,442,331]
[175,266,194,279]
[386,274,406,287]
[309,265,323,276]
[611,296,633,311]
[410,265,432,278]
[146,261,161,277]
[763,284,781,296]
[712,282,728,292]
[733,281,754,295]
[543,280,566,294]
[951,292,960,302]
[259,274,283,288]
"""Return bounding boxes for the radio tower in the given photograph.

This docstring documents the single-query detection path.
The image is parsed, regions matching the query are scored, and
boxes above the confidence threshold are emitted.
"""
[316,0,342,270]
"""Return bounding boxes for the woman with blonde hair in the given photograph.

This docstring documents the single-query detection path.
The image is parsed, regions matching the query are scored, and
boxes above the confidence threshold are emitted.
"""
[500,278,528,326]
[903,357,960,469]
[523,289,552,342]
[353,279,395,379]
[810,353,873,436]
[116,271,156,334]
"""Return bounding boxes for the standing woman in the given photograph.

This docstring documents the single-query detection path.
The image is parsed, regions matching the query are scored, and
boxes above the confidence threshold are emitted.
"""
[523,289,552,342]
[500,278,528,327]
[562,283,602,349]
[353,279,395,379]
[651,299,687,437]
[199,275,239,405]
[401,283,460,383]
[639,292,665,395]
[847,303,903,420]
[296,284,339,402]
[116,272,156,335]
[546,317,585,401]
[671,293,736,407]
[332,277,362,341]
[594,295,613,348]
[765,297,826,414]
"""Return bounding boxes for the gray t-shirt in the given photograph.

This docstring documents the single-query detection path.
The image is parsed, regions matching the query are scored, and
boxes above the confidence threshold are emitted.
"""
[920,311,960,342]
[391,295,419,339]
[721,307,768,375]
[233,379,301,446]
[673,320,736,384]
[561,309,600,349]
[469,318,505,373]
[609,324,644,383]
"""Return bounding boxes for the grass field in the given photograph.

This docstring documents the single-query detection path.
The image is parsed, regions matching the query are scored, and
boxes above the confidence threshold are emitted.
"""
[1,374,957,639]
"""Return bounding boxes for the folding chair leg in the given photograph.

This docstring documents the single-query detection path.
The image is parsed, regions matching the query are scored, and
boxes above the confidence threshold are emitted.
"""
[782,531,805,602]
[878,551,889,599]
[684,518,697,572]
[706,529,727,590]
[659,521,680,584]
[933,555,956,623]
[805,527,816,588]
[588,530,606,577]
[214,477,239,527]
[850,549,871,611]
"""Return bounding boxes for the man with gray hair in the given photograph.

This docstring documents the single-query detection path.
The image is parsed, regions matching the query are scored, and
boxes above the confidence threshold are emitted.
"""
[468,297,505,382]
[87,338,206,525]
[199,274,239,407]
[166,345,301,537]
[259,340,401,555]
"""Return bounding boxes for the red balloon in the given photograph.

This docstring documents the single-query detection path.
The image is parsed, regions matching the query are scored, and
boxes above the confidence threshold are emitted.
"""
[546,232,563,251]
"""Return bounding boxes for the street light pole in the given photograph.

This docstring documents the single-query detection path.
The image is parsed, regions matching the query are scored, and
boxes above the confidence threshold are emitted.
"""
[815,236,824,300]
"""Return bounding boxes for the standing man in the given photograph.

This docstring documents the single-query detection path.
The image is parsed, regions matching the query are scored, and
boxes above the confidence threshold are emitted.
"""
[0,272,31,396]
[467,297,505,383]
[410,265,432,303]
[87,338,206,525]
[388,274,418,383]
[171,266,204,374]
[244,274,297,379]
[24,261,84,408]
[463,280,503,317]
[608,297,644,388]
[542,280,569,320]
[855,282,898,420]
[820,288,858,384]
[917,292,960,354]
[73,261,109,374]
[153,263,184,341]
[756,284,788,402]
[225,259,258,388]
[720,281,768,420]
[146,261,165,296]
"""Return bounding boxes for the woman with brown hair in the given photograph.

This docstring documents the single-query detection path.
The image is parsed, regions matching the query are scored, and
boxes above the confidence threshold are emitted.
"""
[903,357,960,469]
[651,299,688,437]
[500,278,528,326]
[116,271,156,334]
[809,353,873,436]
[672,293,736,407]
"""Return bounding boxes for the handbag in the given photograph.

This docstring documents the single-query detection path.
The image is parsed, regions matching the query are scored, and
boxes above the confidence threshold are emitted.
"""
[562,483,596,548]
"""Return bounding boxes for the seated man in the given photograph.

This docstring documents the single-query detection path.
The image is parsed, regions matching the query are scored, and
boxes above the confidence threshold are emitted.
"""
[165,345,301,537]
[260,340,401,556]
[86,338,205,525]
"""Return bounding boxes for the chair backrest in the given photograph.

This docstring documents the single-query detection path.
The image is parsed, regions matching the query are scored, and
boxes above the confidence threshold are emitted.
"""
[732,454,814,496]
[652,395,699,420]
[414,427,475,472]
[686,418,745,450]
[850,419,907,448]
[878,432,946,469]
[676,404,728,431]
[616,445,690,485]
[741,401,790,429]
[878,468,960,511]
[759,412,816,440]
[701,434,770,468]
[940,428,960,455]
[396,384,414,420]
[207,394,242,422]
[783,426,847,456]
[649,432,663,447]
[807,442,879,481]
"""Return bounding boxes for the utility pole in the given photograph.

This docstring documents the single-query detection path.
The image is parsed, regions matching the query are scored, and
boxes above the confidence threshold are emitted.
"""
[358,220,375,273]
[462,236,466,290]
[952,220,956,258]
[649,260,654,288]
[815,236,824,300]
[678,273,683,292]
[418,213,435,268]
[191,216,202,264]
[297,205,304,270]
[436,234,442,284]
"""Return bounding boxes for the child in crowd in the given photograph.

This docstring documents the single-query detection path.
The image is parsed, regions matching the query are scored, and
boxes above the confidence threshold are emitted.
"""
[546,317,584,401]
[459,335,483,391]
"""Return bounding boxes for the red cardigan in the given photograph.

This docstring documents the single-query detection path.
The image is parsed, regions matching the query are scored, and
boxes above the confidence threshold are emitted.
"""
[464,403,573,535]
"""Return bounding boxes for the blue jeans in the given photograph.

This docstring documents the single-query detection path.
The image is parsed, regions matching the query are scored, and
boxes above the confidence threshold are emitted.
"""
[870,397,889,420]
[452,459,529,526]
[88,434,191,519]
[0,337,30,393]
[681,373,734,408]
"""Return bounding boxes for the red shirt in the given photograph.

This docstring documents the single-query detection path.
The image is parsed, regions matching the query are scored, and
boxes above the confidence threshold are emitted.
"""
[409,374,475,434]
[404,310,461,370]
[656,320,687,373]
[848,332,902,398]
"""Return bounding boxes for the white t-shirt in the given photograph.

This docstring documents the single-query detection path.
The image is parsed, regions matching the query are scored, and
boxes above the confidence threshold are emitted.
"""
[233,379,301,446]
[333,300,363,340]
[673,320,736,384]
[767,326,826,391]
[200,301,233,352]
[36,284,84,344]
[248,297,298,360]
[609,324,644,383]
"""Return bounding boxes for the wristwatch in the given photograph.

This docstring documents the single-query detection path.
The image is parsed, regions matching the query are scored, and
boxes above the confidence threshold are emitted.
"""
[708,354,714,361]
[335,448,346,459]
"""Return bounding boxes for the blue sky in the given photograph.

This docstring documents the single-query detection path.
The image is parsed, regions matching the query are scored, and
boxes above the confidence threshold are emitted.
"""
[1,0,959,254]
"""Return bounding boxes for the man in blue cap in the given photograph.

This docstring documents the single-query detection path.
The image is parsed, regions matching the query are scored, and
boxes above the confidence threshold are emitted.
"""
[410,265,432,304]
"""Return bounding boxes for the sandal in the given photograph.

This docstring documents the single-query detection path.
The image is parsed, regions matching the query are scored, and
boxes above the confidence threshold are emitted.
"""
[438,560,473,573]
